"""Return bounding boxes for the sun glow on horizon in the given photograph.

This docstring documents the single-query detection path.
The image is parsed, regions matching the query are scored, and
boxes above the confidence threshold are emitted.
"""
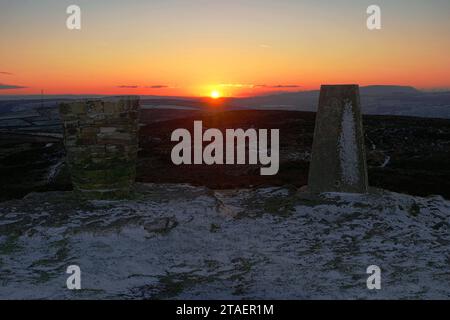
[210,90,221,99]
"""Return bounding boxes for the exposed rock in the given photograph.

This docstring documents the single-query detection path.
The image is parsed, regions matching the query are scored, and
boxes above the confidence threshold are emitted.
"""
[144,217,178,234]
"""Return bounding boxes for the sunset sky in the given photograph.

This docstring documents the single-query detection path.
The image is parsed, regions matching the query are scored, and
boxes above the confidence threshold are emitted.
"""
[1,0,450,97]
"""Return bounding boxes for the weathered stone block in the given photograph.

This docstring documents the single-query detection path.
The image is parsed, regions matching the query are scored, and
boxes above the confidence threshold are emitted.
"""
[86,101,104,113]
[100,127,117,134]
[81,127,100,135]
[69,102,87,115]
[59,96,140,199]
[308,85,368,193]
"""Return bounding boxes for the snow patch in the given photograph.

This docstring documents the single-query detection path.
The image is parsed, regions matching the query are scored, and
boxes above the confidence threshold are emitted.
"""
[46,160,63,183]
[380,155,391,168]
[339,100,359,185]
[1,184,450,299]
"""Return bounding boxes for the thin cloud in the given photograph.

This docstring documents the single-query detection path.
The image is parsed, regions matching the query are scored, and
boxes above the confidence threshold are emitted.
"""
[219,84,255,88]
[255,84,301,89]
[0,72,13,75]
[117,85,170,89]
[117,85,139,89]
[219,84,301,89]
[0,83,26,90]
[145,85,169,89]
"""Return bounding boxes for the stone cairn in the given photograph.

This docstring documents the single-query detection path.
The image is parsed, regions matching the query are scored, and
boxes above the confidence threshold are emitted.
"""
[308,85,369,193]
[59,96,140,199]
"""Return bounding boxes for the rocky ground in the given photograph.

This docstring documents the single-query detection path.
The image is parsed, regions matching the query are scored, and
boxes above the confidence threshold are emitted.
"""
[0,183,449,299]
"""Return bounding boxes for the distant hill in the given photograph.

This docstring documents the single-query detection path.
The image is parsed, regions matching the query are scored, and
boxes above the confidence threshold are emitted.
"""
[360,85,420,95]
[231,85,421,110]
[228,85,450,119]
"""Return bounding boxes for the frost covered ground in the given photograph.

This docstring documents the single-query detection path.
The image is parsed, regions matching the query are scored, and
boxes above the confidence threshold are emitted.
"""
[0,183,449,299]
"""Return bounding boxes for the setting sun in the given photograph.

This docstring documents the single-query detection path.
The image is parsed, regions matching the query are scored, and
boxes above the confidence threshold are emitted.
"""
[210,90,221,99]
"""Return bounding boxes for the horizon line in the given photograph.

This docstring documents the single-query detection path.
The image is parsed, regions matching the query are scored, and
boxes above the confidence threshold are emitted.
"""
[1,85,450,100]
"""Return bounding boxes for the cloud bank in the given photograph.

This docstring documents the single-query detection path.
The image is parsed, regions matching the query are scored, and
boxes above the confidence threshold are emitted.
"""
[0,83,26,90]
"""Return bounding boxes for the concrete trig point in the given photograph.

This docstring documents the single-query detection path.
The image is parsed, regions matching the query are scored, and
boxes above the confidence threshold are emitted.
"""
[308,85,369,193]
